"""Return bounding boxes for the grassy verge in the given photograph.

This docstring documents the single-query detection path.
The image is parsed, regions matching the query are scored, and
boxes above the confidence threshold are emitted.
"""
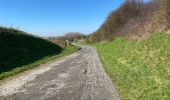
[92,32,170,99]
[0,46,80,80]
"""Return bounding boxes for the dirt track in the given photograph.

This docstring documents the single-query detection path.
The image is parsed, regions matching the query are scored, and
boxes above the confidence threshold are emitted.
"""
[0,46,120,100]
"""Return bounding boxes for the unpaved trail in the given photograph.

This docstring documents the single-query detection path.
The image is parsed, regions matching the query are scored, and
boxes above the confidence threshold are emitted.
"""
[0,46,120,100]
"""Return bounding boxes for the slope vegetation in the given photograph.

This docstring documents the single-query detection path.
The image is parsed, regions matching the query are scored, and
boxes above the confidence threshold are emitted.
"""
[88,0,170,99]
[0,27,63,79]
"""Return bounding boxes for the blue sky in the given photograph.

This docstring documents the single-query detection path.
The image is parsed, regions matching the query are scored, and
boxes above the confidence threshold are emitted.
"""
[0,0,124,36]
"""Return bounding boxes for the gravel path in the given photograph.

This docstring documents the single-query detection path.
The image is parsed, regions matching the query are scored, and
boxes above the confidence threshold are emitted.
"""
[0,46,120,100]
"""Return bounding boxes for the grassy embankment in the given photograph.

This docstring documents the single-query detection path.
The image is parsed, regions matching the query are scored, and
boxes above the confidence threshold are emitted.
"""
[0,27,79,80]
[92,32,170,99]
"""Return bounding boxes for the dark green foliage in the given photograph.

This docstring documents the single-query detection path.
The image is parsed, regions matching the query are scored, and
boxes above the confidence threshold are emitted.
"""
[0,27,63,73]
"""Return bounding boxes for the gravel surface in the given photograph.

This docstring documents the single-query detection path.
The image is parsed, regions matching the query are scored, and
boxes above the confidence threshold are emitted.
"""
[0,46,120,100]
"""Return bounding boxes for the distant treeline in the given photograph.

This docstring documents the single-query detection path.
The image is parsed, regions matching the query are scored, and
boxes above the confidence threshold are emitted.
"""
[48,32,86,48]
[88,0,170,42]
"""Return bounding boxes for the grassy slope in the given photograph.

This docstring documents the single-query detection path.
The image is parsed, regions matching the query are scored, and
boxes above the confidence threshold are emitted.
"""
[92,33,170,99]
[0,27,79,80]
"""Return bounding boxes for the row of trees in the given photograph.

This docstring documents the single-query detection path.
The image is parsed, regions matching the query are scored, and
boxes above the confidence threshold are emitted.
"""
[62,32,86,41]
[88,0,170,42]
[48,32,86,48]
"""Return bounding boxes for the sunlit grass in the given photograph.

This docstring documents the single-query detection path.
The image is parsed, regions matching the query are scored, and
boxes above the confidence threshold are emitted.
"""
[92,32,170,99]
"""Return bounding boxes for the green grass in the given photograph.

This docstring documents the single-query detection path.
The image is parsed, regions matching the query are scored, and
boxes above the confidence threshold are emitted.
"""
[0,27,80,80]
[92,32,170,99]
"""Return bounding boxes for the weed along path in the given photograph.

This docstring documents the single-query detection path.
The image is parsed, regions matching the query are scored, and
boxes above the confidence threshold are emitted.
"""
[0,46,120,100]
